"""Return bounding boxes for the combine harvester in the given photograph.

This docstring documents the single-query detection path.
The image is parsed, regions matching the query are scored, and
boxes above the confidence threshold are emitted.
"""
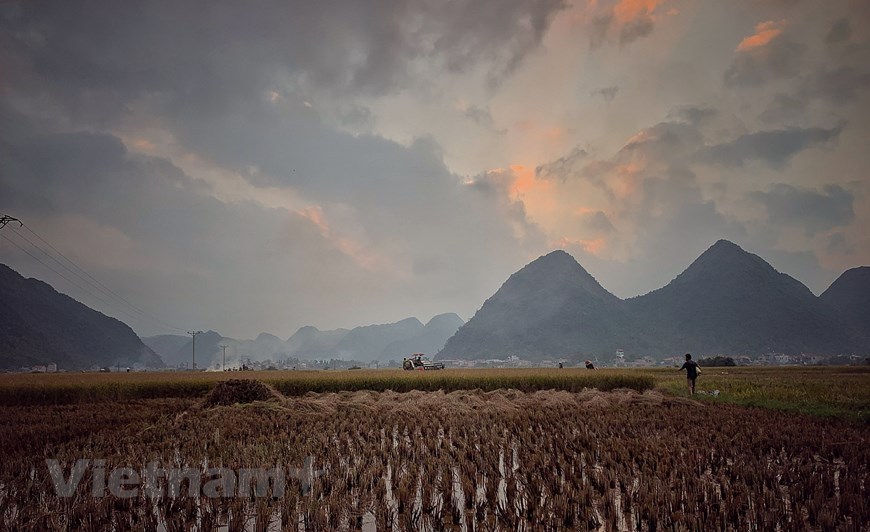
[402,353,445,371]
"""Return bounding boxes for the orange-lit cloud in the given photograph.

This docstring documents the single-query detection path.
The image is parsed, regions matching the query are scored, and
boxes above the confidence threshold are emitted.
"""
[508,164,552,199]
[544,127,569,141]
[612,162,643,199]
[294,206,395,273]
[580,0,678,47]
[297,206,330,237]
[553,236,607,256]
[613,0,666,24]
[736,20,786,52]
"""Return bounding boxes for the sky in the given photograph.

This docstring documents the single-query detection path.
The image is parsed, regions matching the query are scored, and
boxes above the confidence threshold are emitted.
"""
[1,0,869,339]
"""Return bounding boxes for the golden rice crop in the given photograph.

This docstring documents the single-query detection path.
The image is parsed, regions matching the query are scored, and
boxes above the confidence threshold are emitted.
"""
[0,368,656,405]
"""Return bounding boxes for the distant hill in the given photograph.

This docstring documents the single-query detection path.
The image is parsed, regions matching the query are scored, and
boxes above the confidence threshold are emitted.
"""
[382,313,465,358]
[820,266,870,341]
[287,314,465,362]
[330,317,424,362]
[286,326,350,360]
[627,240,854,356]
[0,263,164,370]
[144,313,465,366]
[437,242,866,360]
[438,251,652,360]
[228,332,292,363]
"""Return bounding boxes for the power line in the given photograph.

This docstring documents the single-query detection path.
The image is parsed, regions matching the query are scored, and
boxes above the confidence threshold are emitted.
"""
[0,233,150,327]
[15,224,187,332]
[0,215,188,333]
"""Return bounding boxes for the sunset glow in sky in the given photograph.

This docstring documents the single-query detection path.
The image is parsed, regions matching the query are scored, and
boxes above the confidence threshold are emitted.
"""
[1,0,868,338]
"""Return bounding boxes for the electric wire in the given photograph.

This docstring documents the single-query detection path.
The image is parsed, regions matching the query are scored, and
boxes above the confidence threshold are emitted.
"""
[0,225,187,333]
[0,233,154,328]
[15,224,187,332]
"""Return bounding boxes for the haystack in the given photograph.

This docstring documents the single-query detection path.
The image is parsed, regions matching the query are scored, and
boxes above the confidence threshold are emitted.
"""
[203,379,283,407]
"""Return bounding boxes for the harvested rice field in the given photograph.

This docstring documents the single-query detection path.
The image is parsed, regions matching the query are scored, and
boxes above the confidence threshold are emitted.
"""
[1,369,867,531]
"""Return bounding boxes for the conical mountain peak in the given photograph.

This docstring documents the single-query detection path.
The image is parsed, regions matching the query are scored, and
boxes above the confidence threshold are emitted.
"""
[437,250,639,359]
[507,250,616,301]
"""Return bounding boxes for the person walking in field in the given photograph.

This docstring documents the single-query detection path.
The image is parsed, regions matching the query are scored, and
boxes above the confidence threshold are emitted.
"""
[678,353,701,395]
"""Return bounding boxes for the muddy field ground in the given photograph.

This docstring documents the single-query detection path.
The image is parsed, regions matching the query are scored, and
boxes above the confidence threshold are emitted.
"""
[0,368,867,530]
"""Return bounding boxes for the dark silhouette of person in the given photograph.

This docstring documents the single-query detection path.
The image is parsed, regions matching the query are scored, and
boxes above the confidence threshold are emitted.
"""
[678,353,701,395]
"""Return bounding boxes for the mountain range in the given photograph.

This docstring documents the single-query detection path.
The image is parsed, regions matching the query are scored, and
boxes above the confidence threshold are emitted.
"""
[0,263,163,370]
[437,240,869,360]
[3,239,866,369]
[143,313,465,368]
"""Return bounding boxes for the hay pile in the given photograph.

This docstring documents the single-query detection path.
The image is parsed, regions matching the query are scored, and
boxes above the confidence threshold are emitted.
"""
[203,379,283,407]
[277,387,691,416]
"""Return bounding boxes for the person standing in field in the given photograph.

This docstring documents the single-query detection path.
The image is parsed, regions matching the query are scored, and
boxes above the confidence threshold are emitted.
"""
[678,353,701,395]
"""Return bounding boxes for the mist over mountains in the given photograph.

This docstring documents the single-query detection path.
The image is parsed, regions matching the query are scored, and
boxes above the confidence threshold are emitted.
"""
[144,313,465,368]
[437,240,869,360]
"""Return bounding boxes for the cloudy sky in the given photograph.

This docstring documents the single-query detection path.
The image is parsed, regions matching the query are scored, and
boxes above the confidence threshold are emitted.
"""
[1,0,868,339]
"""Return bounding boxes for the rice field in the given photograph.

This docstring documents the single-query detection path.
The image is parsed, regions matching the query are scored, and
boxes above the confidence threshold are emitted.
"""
[0,367,867,530]
[0,368,655,405]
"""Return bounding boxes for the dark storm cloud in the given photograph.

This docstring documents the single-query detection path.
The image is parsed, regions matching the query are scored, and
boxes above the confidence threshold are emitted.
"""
[724,37,805,87]
[0,0,565,243]
[0,0,566,124]
[433,0,568,87]
[1,126,244,256]
[699,125,844,168]
[751,184,855,237]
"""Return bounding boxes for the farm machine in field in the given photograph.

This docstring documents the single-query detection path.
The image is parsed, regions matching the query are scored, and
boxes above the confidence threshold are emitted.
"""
[402,354,445,371]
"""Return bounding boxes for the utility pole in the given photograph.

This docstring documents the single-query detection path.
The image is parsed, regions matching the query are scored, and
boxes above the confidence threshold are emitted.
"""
[219,344,227,371]
[188,330,203,370]
[0,215,23,230]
